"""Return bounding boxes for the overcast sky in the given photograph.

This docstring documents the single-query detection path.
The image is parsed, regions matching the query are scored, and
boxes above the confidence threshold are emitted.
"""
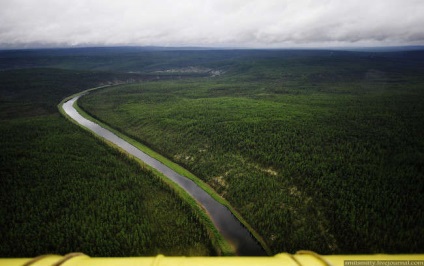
[1,0,423,49]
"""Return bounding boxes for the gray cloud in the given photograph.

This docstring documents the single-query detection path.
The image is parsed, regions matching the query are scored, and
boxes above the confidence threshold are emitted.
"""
[1,0,423,48]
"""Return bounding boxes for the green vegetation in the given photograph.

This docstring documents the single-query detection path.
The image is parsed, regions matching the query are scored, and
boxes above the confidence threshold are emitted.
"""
[66,96,236,255]
[79,51,424,254]
[0,68,216,257]
[1,48,423,256]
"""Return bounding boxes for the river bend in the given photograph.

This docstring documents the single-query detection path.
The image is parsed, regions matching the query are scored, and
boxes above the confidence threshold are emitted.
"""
[61,95,265,256]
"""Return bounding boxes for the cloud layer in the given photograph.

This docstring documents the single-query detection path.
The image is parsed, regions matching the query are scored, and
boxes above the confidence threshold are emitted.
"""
[1,0,423,48]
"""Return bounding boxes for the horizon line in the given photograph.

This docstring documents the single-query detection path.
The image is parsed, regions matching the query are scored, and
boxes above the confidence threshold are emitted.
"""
[1,44,424,52]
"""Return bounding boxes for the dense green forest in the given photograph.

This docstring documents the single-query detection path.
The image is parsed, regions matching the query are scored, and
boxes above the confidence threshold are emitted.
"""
[0,68,215,257]
[79,50,424,254]
[1,48,423,256]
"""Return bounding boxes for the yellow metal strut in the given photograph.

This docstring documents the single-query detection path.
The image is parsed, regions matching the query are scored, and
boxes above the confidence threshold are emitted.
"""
[1,252,423,266]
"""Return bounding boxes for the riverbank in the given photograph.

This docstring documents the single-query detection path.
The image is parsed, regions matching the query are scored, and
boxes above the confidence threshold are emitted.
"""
[59,87,270,256]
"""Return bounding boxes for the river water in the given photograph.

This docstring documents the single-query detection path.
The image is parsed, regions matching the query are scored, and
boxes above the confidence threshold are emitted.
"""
[62,95,266,256]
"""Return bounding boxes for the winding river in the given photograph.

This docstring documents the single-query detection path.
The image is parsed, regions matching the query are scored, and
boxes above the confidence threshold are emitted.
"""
[61,94,266,256]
